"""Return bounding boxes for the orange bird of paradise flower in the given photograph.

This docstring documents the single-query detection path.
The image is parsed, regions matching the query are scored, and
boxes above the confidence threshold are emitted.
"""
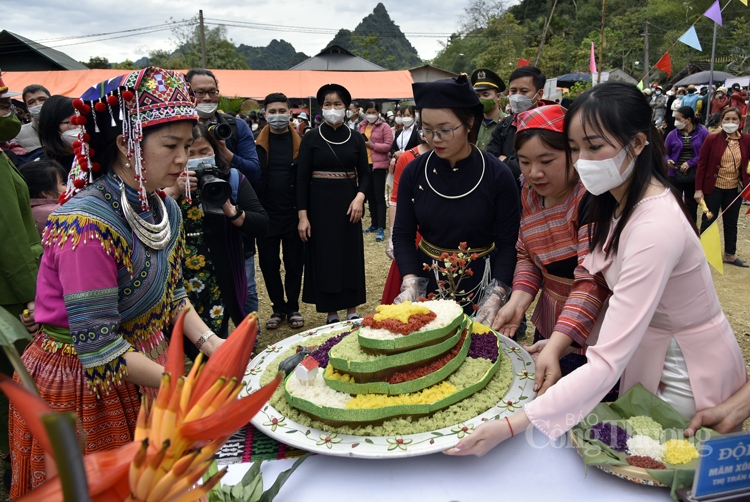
[5,312,282,502]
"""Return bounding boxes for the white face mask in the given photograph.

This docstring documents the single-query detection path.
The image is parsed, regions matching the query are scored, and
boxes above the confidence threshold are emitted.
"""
[395,116,403,125]
[322,107,345,125]
[366,114,378,124]
[722,123,740,134]
[401,117,414,128]
[251,123,258,131]
[60,129,79,147]
[28,104,43,119]
[346,110,355,119]
[187,154,216,169]
[195,102,218,119]
[674,120,686,130]
[266,113,291,130]
[574,144,637,196]
[509,93,537,114]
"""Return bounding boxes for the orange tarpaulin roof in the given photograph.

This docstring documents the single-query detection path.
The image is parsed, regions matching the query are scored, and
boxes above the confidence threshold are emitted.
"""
[3,69,416,101]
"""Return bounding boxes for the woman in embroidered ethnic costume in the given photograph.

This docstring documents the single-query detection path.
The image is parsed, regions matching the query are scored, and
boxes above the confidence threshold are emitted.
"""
[9,67,226,499]
[445,83,746,458]
[489,105,614,399]
[391,75,520,316]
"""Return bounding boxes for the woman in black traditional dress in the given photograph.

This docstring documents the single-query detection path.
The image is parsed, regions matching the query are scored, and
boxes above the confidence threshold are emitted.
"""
[392,75,520,318]
[297,84,371,323]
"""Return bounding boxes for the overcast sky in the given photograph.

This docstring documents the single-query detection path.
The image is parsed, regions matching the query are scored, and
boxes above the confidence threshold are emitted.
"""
[4,0,469,64]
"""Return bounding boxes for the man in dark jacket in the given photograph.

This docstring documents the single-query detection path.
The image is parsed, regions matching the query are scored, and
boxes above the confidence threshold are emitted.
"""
[486,66,554,191]
[253,93,305,330]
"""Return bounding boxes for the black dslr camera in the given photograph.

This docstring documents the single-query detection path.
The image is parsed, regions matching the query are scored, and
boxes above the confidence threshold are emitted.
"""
[206,120,232,141]
[192,162,232,216]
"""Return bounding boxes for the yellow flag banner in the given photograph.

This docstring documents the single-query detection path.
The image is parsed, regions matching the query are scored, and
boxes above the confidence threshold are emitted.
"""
[700,222,724,274]
[740,0,748,7]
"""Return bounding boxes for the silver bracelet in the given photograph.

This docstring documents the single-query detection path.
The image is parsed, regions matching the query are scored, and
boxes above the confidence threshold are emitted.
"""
[195,330,216,350]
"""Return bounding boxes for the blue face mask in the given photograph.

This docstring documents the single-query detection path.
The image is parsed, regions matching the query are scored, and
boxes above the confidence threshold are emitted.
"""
[187,155,215,169]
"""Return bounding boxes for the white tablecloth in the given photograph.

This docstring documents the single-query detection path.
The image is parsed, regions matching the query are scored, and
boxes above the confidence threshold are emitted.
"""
[224,428,672,501]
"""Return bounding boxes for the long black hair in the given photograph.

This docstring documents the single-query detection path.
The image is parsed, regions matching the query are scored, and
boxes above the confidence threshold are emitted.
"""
[18,159,66,198]
[38,95,74,160]
[565,82,696,256]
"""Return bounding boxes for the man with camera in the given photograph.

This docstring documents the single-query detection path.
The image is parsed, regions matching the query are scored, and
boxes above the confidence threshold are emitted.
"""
[186,68,263,319]
[253,93,305,330]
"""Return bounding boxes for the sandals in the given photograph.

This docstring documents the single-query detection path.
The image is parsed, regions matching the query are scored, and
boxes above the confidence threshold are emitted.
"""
[266,312,285,329]
[288,312,305,329]
[724,257,749,268]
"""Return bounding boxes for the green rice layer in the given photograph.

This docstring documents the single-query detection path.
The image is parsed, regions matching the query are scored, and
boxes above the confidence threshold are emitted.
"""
[260,332,514,435]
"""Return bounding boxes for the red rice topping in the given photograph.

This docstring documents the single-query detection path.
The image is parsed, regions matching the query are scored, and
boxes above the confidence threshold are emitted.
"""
[361,312,437,335]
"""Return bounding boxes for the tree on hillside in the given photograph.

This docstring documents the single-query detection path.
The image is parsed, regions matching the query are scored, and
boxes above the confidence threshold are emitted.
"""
[83,56,110,69]
[236,39,308,70]
[460,0,511,33]
[148,17,248,70]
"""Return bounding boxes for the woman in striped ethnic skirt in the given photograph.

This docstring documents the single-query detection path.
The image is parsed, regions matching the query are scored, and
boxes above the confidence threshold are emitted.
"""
[490,104,617,400]
[9,67,225,499]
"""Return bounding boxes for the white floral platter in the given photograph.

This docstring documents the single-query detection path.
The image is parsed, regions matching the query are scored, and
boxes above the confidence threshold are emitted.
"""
[241,320,537,459]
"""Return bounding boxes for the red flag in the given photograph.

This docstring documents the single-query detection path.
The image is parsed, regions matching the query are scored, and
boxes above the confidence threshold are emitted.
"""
[518,58,531,67]
[654,52,672,77]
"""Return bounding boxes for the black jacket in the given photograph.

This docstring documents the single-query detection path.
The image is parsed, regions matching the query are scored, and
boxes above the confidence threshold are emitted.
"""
[486,114,522,190]
[390,127,421,155]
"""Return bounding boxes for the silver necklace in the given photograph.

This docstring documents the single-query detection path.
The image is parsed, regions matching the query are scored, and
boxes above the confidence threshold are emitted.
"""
[318,124,352,145]
[116,177,171,250]
[423,145,486,200]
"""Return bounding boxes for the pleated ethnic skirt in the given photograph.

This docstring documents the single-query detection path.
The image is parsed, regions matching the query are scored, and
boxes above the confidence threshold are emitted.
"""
[8,330,166,499]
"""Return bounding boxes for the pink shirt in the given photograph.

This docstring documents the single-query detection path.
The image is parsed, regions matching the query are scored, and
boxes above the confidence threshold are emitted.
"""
[524,189,747,439]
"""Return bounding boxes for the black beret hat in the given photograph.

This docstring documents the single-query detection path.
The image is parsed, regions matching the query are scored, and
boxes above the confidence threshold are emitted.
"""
[412,74,484,118]
[316,83,352,108]
[471,68,506,92]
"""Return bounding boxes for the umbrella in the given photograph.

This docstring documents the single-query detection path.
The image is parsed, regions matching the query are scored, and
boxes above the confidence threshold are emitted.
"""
[555,73,591,88]
[673,70,737,86]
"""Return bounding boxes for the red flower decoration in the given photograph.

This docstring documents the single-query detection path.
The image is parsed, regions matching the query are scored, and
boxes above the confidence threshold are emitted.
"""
[94,101,107,113]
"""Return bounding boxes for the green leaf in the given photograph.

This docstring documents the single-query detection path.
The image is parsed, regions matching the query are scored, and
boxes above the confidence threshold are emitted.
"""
[258,452,312,502]
[364,438,374,444]
[203,459,220,484]
[431,432,444,436]
[42,412,91,502]
[231,483,245,499]
[240,458,263,486]
[285,429,296,433]
[0,307,36,392]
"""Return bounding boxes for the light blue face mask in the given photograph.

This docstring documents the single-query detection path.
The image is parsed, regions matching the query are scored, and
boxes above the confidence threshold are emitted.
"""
[187,155,215,168]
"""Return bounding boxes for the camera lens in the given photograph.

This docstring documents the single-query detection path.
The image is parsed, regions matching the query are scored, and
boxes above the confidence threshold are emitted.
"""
[199,175,231,205]
[208,123,232,141]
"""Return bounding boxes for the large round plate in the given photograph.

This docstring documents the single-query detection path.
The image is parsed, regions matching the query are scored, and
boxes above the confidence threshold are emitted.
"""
[242,320,537,459]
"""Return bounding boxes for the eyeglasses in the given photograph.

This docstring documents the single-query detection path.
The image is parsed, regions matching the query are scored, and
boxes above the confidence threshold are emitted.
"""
[421,124,463,142]
[193,89,219,98]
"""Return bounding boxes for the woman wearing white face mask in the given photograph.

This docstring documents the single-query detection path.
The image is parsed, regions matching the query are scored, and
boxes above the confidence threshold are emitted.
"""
[695,106,750,267]
[37,95,76,170]
[665,106,709,224]
[390,105,420,160]
[166,122,268,357]
[359,101,393,242]
[447,82,747,458]
[297,84,370,324]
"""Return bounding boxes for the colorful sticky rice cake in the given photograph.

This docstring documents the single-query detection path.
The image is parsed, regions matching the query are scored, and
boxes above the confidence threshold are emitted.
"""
[260,327,513,435]
[274,306,507,426]
[357,300,464,353]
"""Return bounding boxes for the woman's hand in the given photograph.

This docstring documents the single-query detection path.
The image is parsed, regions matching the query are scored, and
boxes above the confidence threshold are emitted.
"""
[298,217,311,242]
[694,189,704,204]
[393,150,402,160]
[491,301,524,337]
[20,301,38,334]
[443,419,510,457]
[175,170,198,196]
[347,193,365,223]
[525,340,562,395]
[365,140,373,149]
[680,162,690,173]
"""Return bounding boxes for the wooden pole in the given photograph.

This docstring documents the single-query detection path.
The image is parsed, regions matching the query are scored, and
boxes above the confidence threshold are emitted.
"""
[598,0,606,83]
[643,20,650,87]
[199,10,207,68]
[534,0,559,67]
